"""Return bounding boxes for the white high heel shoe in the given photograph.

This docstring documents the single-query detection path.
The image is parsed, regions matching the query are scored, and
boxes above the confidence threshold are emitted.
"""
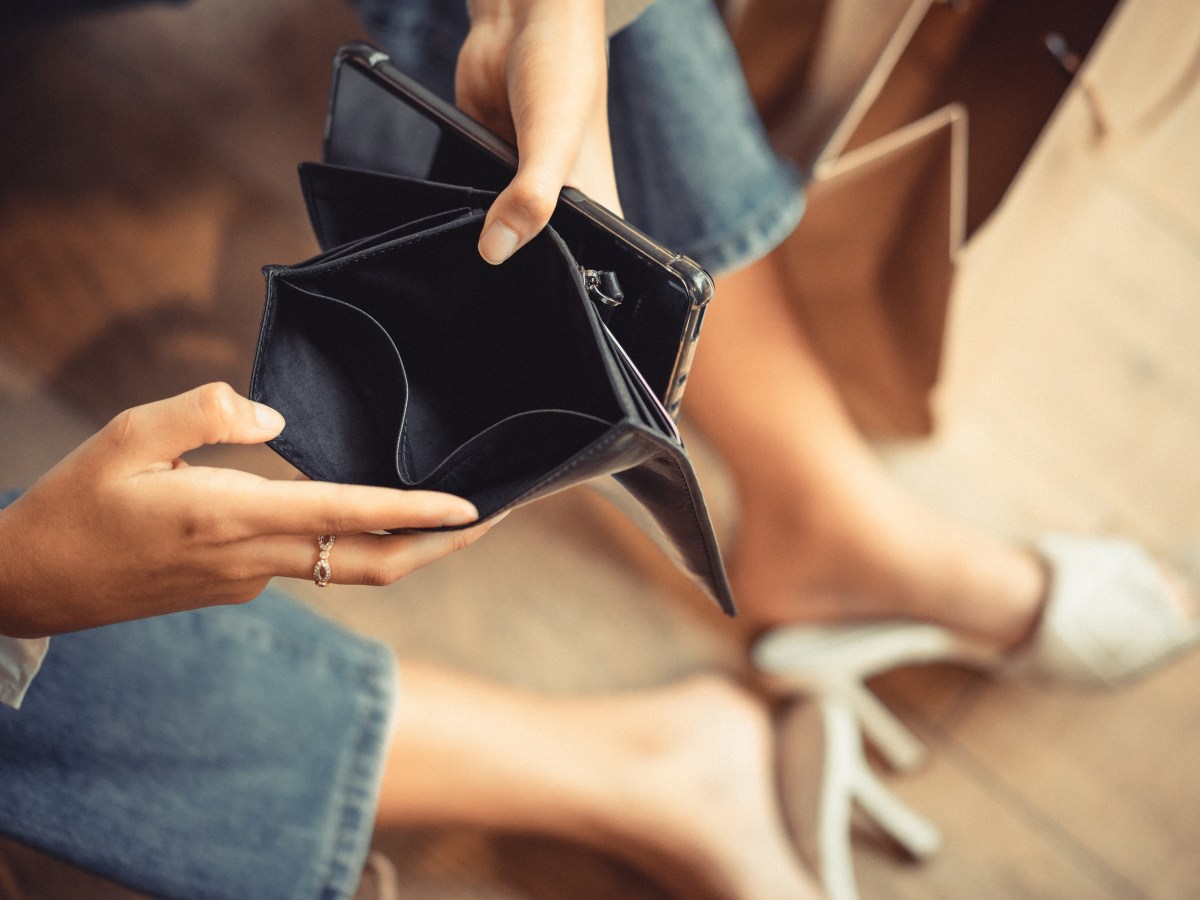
[757,533,1200,773]
[760,620,989,773]
[777,696,941,900]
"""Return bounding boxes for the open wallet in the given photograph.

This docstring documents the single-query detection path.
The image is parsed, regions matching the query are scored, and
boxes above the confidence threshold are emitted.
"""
[249,42,735,613]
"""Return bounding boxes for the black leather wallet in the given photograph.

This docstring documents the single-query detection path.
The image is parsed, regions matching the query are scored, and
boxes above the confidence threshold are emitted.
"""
[249,42,734,613]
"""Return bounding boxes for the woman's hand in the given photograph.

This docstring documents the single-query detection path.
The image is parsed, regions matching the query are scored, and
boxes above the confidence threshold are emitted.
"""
[0,383,493,638]
[457,0,620,264]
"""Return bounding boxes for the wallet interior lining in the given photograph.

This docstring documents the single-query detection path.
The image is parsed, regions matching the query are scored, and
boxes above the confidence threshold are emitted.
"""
[266,216,623,501]
[298,161,692,403]
[301,163,488,250]
[263,279,408,488]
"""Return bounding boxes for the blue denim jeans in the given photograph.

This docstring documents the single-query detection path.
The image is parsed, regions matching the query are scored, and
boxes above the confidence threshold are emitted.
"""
[352,0,805,276]
[0,493,395,900]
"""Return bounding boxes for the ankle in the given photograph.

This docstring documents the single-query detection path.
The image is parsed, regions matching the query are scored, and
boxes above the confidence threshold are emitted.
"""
[730,478,1049,649]
[881,525,1048,648]
[729,474,930,628]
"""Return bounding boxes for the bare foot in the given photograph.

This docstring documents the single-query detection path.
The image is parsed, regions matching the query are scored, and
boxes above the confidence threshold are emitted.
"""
[577,676,826,900]
[380,666,825,899]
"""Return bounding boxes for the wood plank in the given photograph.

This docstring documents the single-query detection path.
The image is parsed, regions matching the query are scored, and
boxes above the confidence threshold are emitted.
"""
[876,3,1200,896]
[932,657,1200,900]
[854,718,1135,900]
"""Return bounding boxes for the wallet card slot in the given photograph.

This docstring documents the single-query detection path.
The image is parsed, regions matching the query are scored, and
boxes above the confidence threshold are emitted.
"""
[299,207,476,268]
[596,321,679,440]
[300,162,492,250]
[409,409,612,517]
[260,278,409,488]
[285,214,625,483]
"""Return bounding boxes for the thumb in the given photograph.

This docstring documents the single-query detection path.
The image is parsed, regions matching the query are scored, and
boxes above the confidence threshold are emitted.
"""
[104,382,285,468]
[477,172,559,265]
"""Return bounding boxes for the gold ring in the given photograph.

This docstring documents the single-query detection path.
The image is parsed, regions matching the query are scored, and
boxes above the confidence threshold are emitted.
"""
[314,534,335,587]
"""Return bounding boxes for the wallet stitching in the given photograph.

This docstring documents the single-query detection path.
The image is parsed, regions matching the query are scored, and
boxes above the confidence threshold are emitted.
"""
[294,216,484,276]
[306,191,484,250]
[623,431,727,597]
[404,411,615,489]
[515,426,631,496]
[299,169,331,250]
[396,423,415,483]
[269,435,331,483]
[249,278,281,408]
[552,426,729,603]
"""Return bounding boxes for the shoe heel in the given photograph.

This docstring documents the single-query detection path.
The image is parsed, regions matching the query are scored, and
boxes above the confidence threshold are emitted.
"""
[755,621,983,772]
[841,680,927,773]
[852,761,941,860]
[812,701,941,900]
[815,702,863,900]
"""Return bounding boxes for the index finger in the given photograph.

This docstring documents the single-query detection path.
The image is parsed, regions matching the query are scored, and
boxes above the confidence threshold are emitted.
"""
[226,479,480,536]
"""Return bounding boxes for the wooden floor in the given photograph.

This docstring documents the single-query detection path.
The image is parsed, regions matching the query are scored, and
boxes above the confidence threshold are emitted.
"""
[1,1,1198,898]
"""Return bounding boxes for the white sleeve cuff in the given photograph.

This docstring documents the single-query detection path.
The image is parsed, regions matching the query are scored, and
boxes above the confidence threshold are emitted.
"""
[0,635,50,709]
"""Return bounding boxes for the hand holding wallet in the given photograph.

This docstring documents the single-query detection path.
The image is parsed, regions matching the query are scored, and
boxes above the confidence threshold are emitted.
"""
[249,42,735,613]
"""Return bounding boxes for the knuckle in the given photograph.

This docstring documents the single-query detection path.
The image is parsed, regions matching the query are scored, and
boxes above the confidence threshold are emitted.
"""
[506,181,556,227]
[194,382,239,426]
[175,505,230,544]
[175,507,208,541]
[177,512,203,542]
[103,407,140,450]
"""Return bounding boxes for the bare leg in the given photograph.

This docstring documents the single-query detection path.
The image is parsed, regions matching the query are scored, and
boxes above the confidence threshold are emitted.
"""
[685,253,1046,649]
[376,663,824,900]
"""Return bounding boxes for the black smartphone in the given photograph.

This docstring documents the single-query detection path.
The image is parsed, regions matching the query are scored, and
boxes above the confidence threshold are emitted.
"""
[320,41,714,419]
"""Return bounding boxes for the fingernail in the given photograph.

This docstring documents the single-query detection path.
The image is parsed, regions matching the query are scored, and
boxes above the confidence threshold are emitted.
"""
[440,505,479,527]
[479,221,518,264]
[253,402,285,432]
